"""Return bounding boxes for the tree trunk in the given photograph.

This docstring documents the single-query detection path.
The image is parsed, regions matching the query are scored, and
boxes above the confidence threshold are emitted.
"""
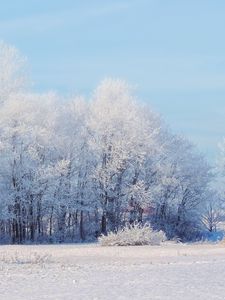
[80,210,85,240]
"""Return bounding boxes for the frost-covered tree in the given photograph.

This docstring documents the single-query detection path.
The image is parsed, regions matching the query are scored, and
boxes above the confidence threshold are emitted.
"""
[152,135,212,239]
[0,92,58,242]
[88,79,161,233]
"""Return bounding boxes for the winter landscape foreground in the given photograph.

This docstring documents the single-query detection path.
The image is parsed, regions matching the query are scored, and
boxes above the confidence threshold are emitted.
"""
[0,243,225,300]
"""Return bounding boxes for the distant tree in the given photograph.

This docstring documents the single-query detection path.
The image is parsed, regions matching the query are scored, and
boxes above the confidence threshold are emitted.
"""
[0,41,27,104]
[201,190,224,232]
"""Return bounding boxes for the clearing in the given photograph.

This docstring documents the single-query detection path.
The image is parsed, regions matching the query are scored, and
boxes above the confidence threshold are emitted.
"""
[0,242,225,300]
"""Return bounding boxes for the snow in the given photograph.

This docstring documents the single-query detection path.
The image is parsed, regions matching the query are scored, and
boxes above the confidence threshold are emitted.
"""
[0,243,225,299]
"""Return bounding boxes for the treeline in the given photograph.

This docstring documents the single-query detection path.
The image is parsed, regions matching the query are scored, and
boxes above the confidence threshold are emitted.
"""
[0,42,218,243]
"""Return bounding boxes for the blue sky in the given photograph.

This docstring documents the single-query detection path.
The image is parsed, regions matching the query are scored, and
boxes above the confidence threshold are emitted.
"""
[1,0,225,162]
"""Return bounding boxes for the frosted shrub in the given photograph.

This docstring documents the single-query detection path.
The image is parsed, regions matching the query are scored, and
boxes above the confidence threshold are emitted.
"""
[98,223,166,246]
[0,251,52,265]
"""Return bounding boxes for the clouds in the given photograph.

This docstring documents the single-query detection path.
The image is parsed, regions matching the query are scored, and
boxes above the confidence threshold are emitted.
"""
[0,1,132,35]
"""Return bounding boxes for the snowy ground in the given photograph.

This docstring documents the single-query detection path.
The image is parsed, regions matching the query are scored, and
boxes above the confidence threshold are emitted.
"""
[0,242,225,300]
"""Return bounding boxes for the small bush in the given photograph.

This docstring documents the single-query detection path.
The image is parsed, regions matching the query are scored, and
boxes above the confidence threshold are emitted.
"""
[98,223,166,246]
[0,251,52,265]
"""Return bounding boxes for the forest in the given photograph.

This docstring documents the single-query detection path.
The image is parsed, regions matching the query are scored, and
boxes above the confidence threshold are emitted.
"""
[0,41,224,244]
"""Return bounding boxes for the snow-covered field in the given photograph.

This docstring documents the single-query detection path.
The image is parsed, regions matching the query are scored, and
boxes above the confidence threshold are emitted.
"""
[0,243,225,300]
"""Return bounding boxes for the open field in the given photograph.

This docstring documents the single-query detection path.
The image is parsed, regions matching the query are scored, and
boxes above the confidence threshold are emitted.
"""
[0,242,225,300]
